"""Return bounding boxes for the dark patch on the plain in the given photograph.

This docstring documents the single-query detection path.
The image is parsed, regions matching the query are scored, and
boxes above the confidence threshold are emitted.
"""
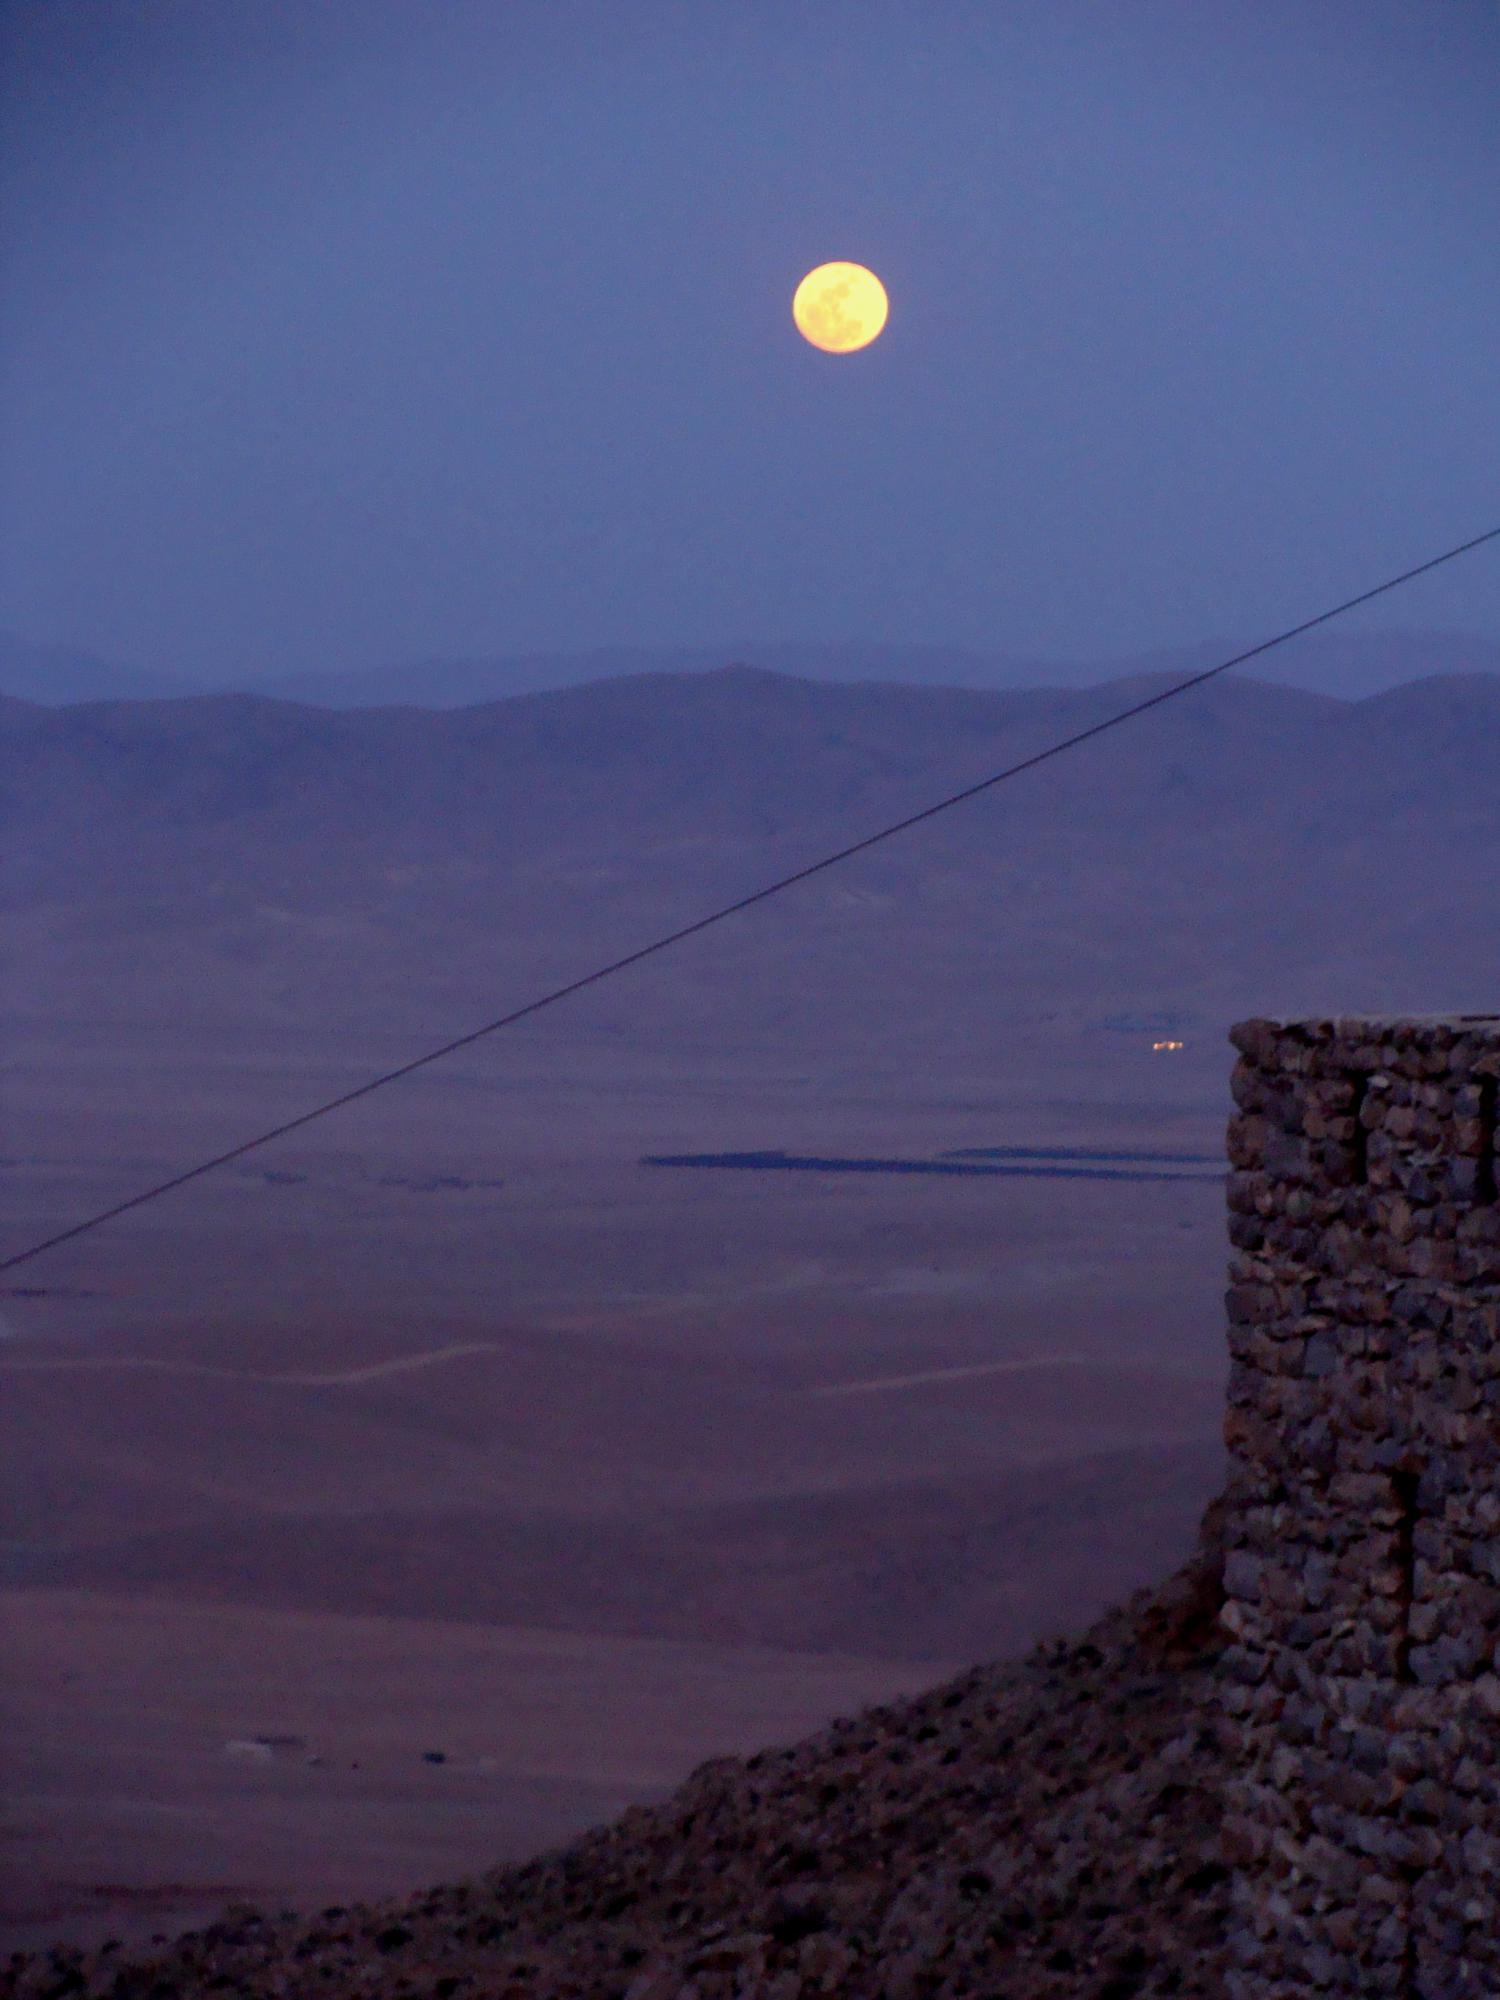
[945,1145,1220,1165]
[641,1150,1223,1185]
[376,1174,506,1193]
[1,1285,101,1298]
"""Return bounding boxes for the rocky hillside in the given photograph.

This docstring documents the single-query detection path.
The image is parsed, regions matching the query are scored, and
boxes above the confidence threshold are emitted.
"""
[1,1518,1230,2000]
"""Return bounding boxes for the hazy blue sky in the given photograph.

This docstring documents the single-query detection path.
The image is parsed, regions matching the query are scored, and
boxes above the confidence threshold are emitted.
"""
[3,0,1497,685]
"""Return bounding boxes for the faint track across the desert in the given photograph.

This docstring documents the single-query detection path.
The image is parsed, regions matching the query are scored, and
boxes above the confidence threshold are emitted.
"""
[0,1340,509,1387]
[807,1356,1086,1396]
[0,1344,1100,1398]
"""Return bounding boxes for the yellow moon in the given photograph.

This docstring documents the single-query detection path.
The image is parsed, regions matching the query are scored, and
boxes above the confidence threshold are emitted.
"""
[792,261,889,354]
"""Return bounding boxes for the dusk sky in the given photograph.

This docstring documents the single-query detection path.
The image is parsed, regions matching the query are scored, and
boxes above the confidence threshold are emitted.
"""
[3,0,1497,686]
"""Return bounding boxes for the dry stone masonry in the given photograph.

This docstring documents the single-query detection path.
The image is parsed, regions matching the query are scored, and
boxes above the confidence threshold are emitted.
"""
[1220,1014,1500,1999]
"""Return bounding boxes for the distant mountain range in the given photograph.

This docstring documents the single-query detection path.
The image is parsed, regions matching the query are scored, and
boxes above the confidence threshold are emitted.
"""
[0,633,190,704]
[4,663,1497,1053]
[5,626,1499,707]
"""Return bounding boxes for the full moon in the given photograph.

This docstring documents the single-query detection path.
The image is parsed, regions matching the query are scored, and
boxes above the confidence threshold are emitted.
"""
[792,262,889,354]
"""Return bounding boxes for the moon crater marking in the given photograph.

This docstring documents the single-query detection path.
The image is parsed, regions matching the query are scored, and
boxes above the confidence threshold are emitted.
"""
[792,262,889,354]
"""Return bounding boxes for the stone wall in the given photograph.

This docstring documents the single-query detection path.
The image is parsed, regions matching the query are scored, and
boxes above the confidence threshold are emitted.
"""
[1219,1015,1500,1998]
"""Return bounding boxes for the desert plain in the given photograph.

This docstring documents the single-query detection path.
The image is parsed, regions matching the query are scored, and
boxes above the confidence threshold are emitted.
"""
[2,1014,1229,1950]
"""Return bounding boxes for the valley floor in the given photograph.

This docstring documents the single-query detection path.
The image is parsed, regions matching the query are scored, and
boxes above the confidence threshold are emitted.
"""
[2,1022,1229,1950]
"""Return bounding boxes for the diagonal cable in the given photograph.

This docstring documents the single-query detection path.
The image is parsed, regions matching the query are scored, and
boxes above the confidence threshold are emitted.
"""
[4,522,1498,1274]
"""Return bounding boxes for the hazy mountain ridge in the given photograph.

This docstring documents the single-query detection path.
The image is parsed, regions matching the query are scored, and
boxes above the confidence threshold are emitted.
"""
[255,627,1500,707]
[4,665,1497,1046]
[4,626,1499,707]
[0,632,188,705]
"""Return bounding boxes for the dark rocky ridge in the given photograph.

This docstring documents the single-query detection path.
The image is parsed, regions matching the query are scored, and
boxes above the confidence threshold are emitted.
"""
[1,1523,1230,1999]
